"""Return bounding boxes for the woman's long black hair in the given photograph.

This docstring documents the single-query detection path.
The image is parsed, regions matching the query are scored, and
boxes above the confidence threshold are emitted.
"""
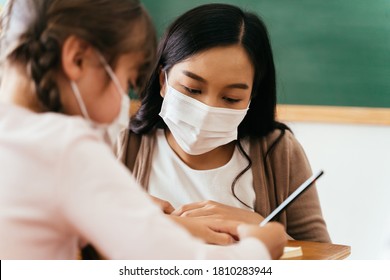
[131,3,290,208]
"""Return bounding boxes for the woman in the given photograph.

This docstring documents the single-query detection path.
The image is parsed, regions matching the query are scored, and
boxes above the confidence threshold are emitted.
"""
[120,3,331,243]
[0,0,286,259]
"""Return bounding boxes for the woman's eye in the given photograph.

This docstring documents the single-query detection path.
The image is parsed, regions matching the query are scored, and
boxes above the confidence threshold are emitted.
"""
[182,86,201,95]
[223,97,240,103]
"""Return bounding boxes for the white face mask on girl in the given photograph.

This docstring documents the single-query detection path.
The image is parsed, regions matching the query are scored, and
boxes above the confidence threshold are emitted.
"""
[70,52,130,148]
[159,73,249,155]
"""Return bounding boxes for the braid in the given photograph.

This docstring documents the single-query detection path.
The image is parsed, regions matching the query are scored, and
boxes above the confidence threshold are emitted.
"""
[3,0,62,112]
[28,34,62,112]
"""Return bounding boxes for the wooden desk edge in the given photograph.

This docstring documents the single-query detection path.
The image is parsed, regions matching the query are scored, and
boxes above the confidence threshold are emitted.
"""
[283,240,351,260]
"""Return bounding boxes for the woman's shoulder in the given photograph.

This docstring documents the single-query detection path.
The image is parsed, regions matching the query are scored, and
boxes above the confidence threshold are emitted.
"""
[248,128,308,164]
[117,127,157,163]
[125,127,158,144]
[262,128,300,150]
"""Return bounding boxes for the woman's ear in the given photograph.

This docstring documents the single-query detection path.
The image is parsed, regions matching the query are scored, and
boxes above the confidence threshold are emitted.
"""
[61,36,91,81]
[159,69,166,98]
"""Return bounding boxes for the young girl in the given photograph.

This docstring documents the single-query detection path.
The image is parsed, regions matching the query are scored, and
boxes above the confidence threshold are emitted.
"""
[0,0,286,259]
[120,3,331,243]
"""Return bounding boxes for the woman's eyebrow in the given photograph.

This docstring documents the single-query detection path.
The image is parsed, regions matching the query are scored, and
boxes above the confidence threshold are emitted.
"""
[226,83,249,90]
[182,70,207,83]
[182,70,249,90]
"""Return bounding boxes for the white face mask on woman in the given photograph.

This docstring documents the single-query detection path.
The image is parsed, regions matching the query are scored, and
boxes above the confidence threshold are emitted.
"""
[70,52,130,148]
[159,74,249,155]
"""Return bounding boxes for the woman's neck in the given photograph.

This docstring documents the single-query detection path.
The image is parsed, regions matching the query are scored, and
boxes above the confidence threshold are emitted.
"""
[0,63,44,112]
[164,129,236,170]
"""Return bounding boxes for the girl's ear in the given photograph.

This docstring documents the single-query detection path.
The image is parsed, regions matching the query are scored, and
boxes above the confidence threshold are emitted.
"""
[61,36,91,81]
[159,68,166,98]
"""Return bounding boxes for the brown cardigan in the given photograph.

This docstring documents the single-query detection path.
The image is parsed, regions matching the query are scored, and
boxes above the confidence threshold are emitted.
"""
[118,128,331,243]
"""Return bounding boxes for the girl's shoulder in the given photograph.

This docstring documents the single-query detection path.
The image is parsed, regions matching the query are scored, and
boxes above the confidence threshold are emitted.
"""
[1,104,104,152]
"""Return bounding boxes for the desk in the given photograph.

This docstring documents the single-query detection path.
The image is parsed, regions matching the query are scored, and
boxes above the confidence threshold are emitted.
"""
[282,240,351,260]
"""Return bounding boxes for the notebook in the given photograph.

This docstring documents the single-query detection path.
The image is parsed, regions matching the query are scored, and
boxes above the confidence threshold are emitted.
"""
[280,246,303,259]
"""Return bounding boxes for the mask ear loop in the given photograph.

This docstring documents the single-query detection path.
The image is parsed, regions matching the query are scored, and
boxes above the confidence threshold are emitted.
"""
[70,51,124,122]
[95,52,132,153]
[164,71,169,86]
[163,71,172,98]
[70,80,91,120]
[96,52,127,97]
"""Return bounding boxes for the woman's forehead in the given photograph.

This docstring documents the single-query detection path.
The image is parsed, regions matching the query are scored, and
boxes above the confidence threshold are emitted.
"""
[171,45,254,81]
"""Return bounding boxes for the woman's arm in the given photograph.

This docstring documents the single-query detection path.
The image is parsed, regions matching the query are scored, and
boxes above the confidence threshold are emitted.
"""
[271,131,331,243]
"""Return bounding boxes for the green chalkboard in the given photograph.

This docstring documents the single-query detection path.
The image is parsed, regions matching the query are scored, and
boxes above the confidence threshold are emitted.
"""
[142,0,390,108]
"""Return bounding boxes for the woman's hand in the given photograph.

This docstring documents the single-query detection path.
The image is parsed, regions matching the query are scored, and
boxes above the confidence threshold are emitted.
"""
[149,195,175,214]
[169,216,241,245]
[171,200,264,224]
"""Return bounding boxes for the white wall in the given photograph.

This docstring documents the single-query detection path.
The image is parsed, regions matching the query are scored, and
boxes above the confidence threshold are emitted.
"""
[288,122,390,259]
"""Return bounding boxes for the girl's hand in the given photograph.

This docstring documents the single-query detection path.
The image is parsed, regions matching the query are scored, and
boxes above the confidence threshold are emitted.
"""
[149,195,175,214]
[238,222,287,260]
[171,200,264,224]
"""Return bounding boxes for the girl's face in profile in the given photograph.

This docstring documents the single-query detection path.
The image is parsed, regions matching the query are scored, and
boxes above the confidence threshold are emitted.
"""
[160,45,254,110]
[61,49,145,124]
